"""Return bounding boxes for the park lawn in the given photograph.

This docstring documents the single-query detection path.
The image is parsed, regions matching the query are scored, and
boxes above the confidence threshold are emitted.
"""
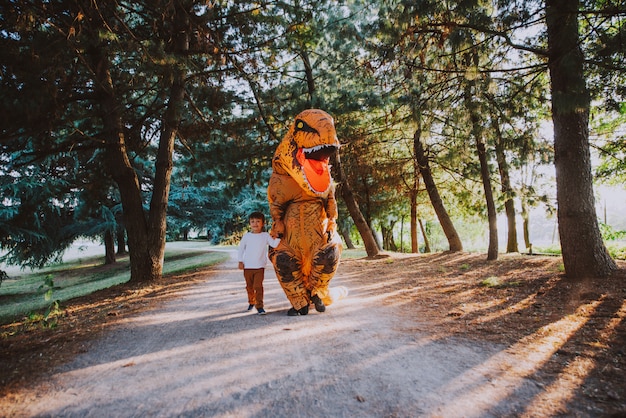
[0,248,230,324]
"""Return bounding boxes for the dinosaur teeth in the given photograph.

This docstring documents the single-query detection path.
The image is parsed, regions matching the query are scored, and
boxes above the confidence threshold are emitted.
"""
[303,144,338,160]
[303,145,329,153]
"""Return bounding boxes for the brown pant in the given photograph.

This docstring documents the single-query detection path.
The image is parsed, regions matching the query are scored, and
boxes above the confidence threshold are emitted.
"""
[243,268,265,309]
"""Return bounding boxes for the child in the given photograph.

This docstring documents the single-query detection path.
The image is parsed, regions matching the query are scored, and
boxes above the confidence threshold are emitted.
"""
[237,211,280,315]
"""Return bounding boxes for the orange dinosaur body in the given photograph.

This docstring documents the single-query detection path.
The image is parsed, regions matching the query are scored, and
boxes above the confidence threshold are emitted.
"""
[268,109,346,314]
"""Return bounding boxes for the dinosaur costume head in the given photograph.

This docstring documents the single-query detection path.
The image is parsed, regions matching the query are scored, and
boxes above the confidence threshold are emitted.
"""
[272,109,340,197]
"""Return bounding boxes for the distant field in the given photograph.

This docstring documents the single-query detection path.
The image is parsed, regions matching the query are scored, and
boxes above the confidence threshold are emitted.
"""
[0,241,231,323]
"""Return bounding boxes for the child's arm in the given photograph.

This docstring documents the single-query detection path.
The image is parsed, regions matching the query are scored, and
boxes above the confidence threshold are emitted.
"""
[237,234,247,269]
[267,233,281,249]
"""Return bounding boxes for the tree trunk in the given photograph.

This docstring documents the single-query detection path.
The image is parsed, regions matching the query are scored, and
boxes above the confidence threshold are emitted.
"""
[332,154,380,257]
[339,223,355,249]
[521,199,531,251]
[413,131,463,252]
[300,49,317,107]
[297,47,378,257]
[146,40,187,278]
[545,0,616,278]
[87,39,153,281]
[503,197,518,252]
[86,2,189,282]
[493,118,519,253]
[476,139,499,260]
[464,79,498,260]
[104,230,116,264]
[410,189,419,253]
[380,223,389,251]
[116,224,126,255]
[145,1,189,276]
[418,218,431,253]
[380,221,397,252]
[359,177,381,250]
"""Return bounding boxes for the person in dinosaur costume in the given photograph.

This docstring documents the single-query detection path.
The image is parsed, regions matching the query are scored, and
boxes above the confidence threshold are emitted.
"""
[268,109,347,316]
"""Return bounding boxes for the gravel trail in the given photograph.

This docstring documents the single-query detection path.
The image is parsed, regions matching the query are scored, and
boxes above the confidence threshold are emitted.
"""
[4,250,542,418]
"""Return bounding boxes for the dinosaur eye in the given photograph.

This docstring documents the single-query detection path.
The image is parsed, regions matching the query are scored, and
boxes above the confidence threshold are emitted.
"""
[294,119,318,134]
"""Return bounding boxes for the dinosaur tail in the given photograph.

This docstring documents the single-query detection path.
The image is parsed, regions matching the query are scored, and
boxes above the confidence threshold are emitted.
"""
[323,286,348,306]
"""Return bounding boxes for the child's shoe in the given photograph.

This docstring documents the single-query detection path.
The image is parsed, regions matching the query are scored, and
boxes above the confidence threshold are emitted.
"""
[248,304,254,311]
[257,308,267,315]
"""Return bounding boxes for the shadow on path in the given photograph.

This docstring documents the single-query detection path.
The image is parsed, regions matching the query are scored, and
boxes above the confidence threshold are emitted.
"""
[4,251,543,418]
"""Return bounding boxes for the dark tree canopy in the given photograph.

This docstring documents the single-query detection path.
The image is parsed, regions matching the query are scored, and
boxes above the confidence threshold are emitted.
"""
[1,0,624,282]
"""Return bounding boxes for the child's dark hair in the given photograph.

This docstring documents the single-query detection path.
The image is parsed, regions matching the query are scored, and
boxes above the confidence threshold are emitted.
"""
[249,211,265,223]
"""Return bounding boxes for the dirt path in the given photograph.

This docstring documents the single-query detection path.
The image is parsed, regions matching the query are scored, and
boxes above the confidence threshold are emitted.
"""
[5,251,551,417]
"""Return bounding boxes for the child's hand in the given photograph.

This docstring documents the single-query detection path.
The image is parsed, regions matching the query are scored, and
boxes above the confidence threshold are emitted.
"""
[238,262,244,270]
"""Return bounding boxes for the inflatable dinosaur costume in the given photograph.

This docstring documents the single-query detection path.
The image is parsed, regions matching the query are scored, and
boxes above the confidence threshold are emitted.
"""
[268,109,347,316]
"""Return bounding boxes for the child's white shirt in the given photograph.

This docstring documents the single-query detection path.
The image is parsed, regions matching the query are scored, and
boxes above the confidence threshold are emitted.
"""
[237,232,280,269]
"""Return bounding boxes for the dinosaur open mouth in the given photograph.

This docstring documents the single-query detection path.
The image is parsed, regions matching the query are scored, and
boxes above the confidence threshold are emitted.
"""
[296,145,337,193]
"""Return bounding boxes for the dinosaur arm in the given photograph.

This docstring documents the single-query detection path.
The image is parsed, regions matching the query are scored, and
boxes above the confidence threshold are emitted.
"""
[325,185,338,235]
[268,173,297,237]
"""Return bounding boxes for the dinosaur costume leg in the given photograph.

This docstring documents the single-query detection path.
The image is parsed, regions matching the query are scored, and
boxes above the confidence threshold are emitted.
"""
[309,239,342,305]
[269,238,342,310]
[269,244,309,311]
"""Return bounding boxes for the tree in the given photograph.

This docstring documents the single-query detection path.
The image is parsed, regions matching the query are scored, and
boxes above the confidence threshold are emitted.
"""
[0,0,106,269]
[364,0,508,256]
[76,1,194,282]
[230,0,383,256]
[333,153,381,257]
[2,0,623,280]
[372,0,621,275]
[0,0,230,280]
[296,45,382,257]
[0,153,78,268]
[414,134,463,252]
[588,2,626,187]
[462,51,499,260]
[484,69,551,254]
[545,0,617,277]
[492,114,519,253]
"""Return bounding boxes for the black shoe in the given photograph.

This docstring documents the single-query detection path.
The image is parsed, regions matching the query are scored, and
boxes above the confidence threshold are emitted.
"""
[248,304,254,311]
[311,294,326,312]
[287,306,309,316]
[257,308,267,315]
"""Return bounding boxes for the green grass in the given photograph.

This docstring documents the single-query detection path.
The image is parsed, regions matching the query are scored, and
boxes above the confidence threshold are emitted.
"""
[459,263,471,271]
[606,242,626,260]
[531,242,626,261]
[480,276,521,289]
[0,249,229,324]
[341,248,369,259]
